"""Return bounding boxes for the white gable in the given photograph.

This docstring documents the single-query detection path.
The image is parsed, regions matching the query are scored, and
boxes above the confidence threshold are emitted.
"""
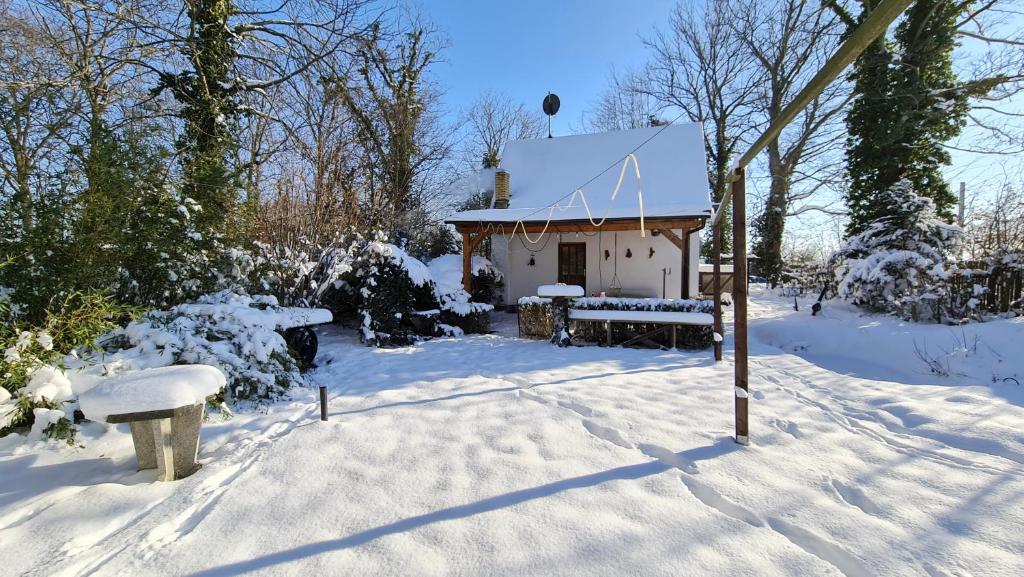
[448,123,712,223]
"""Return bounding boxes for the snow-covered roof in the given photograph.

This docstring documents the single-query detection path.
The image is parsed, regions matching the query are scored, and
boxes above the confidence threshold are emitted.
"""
[447,124,712,224]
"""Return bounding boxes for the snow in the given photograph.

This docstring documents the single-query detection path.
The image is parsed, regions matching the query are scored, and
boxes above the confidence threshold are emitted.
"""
[446,124,712,224]
[427,254,499,297]
[177,303,332,330]
[447,203,714,224]
[537,284,585,297]
[1,288,1023,576]
[78,365,227,421]
[569,309,714,325]
[24,365,73,403]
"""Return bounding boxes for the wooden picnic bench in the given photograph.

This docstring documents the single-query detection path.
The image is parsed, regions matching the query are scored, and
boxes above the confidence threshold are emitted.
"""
[568,308,714,349]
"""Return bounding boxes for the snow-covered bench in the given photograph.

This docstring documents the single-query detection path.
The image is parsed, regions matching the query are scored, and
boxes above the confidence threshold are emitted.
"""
[180,303,332,366]
[79,365,226,481]
[568,308,714,349]
[538,284,586,346]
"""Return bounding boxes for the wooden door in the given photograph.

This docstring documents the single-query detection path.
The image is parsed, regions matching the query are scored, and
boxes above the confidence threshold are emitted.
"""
[558,243,587,288]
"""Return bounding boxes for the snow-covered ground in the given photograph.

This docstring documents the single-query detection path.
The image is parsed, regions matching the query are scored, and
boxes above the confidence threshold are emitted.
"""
[2,288,1023,576]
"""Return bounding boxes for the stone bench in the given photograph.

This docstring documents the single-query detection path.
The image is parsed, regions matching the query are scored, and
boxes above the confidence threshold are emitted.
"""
[107,403,205,481]
[79,365,226,482]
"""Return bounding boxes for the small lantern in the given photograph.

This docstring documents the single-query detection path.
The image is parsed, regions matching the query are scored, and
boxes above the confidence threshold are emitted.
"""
[528,254,536,266]
[626,248,632,258]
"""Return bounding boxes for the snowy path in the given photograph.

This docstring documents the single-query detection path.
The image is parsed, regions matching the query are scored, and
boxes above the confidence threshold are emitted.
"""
[2,293,1023,576]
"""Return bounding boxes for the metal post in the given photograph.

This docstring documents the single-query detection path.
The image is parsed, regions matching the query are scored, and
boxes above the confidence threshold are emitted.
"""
[319,386,328,422]
[712,220,723,362]
[732,168,749,445]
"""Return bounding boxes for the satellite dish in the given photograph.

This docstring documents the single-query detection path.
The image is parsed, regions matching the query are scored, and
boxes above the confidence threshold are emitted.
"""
[543,92,560,138]
[543,93,560,116]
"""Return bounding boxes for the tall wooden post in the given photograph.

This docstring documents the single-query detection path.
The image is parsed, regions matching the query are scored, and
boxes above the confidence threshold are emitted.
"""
[681,229,691,299]
[732,168,749,445]
[462,232,473,293]
[712,221,723,362]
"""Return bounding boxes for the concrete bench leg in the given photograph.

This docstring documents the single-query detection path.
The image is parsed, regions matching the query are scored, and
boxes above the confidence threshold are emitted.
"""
[124,403,204,481]
[152,418,175,481]
[128,421,157,470]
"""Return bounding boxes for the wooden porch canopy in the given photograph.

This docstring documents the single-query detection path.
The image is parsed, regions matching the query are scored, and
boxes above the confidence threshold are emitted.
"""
[452,216,706,297]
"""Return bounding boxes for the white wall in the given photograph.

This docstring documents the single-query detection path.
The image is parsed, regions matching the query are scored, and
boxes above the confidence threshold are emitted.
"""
[491,228,703,304]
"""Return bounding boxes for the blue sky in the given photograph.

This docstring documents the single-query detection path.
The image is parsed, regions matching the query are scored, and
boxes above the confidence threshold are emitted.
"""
[426,0,674,135]
[423,0,1021,253]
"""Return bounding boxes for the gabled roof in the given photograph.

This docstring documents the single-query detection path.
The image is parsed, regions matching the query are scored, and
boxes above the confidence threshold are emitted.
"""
[446,123,713,224]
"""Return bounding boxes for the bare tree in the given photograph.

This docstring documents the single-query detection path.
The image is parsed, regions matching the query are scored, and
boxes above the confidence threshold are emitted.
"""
[584,69,665,132]
[733,0,850,284]
[465,91,543,168]
[334,17,454,231]
[0,4,76,236]
[643,0,763,251]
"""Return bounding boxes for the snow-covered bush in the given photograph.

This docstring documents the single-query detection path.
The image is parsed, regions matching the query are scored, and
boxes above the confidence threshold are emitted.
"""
[427,254,497,333]
[307,233,497,345]
[308,232,436,346]
[831,181,962,321]
[1,290,131,442]
[99,291,303,402]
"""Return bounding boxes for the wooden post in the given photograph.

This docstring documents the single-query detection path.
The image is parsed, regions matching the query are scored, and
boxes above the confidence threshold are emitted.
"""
[681,229,691,299]
[712,220,723,362]
[462,232,473,293]
[732,168,749,446]
[319,386,328,421]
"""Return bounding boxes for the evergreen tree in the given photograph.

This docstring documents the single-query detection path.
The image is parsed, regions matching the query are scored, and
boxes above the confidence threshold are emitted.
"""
[157,0,240,237]
[842,1,1004,236]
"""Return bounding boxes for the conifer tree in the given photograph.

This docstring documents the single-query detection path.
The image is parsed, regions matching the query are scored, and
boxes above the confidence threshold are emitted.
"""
[841,0,1001,236]
[157,0,240,237]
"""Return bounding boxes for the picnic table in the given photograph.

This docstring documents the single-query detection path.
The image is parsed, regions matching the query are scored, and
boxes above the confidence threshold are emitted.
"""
[568,308,714,349]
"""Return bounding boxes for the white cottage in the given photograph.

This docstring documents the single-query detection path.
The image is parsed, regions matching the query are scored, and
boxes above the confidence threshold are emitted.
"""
[445,124,713,305]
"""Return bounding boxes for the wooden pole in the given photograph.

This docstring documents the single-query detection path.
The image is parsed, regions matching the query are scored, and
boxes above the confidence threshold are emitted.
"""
[732,168,749,445]
[461,232,473,293]
[319,386,328,421]
[712,220,723,362]
[681,229,691,299]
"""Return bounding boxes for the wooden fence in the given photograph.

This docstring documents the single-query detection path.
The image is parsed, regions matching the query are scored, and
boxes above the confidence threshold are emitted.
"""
[950,264,1024,314]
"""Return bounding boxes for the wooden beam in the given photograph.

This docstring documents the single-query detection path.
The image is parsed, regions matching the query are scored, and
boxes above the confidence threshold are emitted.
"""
[682,231,691,299]
[733,168,749,446]
[713,221,723,362]
[657,228,684,250]
[462,232,472,293]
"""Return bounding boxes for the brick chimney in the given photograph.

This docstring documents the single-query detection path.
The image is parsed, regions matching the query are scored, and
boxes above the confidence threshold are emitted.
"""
[494,169,510,209]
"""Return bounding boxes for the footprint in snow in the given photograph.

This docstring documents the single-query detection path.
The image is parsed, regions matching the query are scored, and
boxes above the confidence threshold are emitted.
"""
[770,418,804,439]
[581,420,634,449]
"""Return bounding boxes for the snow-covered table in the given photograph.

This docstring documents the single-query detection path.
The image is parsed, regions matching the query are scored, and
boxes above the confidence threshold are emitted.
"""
[79,365,226,481]
[569,308,714,349]
[537,285,585,346]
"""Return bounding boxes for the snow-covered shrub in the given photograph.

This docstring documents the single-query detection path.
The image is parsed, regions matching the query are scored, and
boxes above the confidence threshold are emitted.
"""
[517,297,554,339]
[831,181,962,321]
[572,297,714,314]
[308,232,437,346]
[100,291,303,401]
[1,290,131,442]
[427,254,496,333]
